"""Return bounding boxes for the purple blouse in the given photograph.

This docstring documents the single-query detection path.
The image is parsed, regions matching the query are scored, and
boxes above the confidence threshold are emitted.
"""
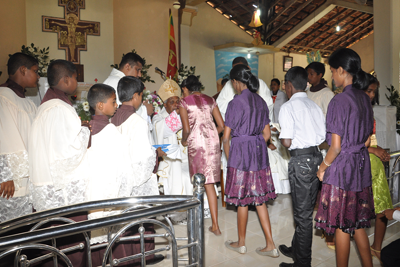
[324,85,374,192]
[225,89,270,171]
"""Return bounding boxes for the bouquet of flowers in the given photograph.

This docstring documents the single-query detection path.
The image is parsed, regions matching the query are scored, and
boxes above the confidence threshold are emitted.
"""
[143,90,164,114]
[173,63,204,90]
[15,43,53,77]
[73,99,92,121]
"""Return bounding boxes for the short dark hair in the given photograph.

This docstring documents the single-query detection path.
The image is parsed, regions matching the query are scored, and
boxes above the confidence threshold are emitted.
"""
[305,62,325,76]
[271,78,280,86]
[87,84,116,109]
[119,52,145,70]
[285,66,308,91]
[117,76,144,102]
[232,57,248,66]
[181,75,203,92]
[47,60,76,87]
[7,53,38,75]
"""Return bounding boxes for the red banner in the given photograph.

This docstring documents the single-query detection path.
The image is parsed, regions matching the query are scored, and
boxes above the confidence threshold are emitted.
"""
[167,13,178,79]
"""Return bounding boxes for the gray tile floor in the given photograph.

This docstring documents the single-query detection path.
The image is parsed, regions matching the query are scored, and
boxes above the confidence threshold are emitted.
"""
[153,194,400,266]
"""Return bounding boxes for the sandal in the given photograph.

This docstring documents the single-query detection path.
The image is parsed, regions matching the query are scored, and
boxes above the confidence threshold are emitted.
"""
[370,246,382,264]
[321,232,335,250]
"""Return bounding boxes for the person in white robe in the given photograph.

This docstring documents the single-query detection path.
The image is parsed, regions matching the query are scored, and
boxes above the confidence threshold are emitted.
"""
[269,79,291,194]
[0,53,39,222]
[216,57,274,198]
[29,60,90,212]
[152,79,191,196]
[104,52,154,138]
[305,62,334,117]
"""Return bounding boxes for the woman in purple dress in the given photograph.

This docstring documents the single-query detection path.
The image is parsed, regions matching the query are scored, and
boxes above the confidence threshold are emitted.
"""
[179,75,225,236]
[315,48,375,267]
[222,64,278,257]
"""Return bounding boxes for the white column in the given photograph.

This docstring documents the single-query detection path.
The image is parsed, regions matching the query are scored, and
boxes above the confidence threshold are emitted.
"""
[374,0,400,105]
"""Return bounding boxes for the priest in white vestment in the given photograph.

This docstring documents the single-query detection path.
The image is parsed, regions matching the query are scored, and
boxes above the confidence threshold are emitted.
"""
[152,79,192,196]
[0,53,39,221]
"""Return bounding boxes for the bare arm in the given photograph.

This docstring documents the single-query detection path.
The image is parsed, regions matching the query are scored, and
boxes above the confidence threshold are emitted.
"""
[179,106,190,146]
[317,133,342,181]
[222,126,232,159]
[281,138,292,148]
[212,107,225,134]
[262,124,271,143]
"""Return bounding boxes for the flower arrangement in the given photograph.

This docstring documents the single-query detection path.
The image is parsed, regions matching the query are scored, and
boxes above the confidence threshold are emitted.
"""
[15,43,53,77]
[385,85,400,134]
[173,63,204,90]
[73,99,92,121]
[111,49,155,84]
[143,90,164,114]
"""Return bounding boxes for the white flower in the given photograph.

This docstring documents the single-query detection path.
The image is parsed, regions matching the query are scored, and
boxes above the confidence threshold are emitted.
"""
[41,68,47,73]
[147,95,152,100]
[83,101,89,107]
[155,106,161,113]
[83,105,90,112]
[28,47,34,52]
[397,121,400,125]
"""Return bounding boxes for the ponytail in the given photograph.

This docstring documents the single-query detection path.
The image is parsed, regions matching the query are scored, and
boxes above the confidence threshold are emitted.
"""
[230,64,259,93]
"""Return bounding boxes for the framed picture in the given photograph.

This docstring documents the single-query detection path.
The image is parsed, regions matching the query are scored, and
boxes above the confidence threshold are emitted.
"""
[283,56,293,72]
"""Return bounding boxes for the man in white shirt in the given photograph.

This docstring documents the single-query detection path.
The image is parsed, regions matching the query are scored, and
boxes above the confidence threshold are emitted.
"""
[278,67,325,267]
[104,52,154,122]
[381,208,400,267]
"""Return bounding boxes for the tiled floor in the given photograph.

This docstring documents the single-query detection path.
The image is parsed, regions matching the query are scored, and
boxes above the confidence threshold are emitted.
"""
[153,194,400,267]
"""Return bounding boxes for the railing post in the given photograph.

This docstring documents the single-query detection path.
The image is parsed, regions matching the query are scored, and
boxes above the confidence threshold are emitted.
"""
[192,173,205,267]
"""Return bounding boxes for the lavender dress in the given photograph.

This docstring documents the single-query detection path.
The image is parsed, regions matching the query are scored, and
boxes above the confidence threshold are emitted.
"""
[179,94,221,184]
[224,89,276,206]
[315,85,375,235]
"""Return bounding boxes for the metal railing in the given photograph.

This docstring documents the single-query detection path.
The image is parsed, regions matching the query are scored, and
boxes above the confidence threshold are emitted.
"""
[0,174,206,267]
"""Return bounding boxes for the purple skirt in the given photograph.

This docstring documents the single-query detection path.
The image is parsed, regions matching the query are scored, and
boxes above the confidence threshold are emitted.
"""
[225,166,276,207]
[315,184,375,235]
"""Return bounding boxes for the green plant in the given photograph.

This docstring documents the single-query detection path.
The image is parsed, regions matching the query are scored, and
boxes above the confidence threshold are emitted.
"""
[11,43,53,77]
[111,49,154,84]
[385,85,400,134]
[174,63,204,90]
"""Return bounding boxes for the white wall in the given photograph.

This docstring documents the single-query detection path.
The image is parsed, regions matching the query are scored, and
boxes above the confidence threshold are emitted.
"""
[25,0,114,83]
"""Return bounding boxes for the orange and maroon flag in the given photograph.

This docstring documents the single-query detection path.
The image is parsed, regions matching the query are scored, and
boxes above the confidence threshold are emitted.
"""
[167,12,178,79]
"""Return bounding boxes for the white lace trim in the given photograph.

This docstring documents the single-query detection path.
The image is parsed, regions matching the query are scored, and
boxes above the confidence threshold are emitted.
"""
[132,174,159,196]
[132,151,157,190]
[88,210,122,244]
[0,150,29,190]
[30,178,87,212]
[0,195,31,222]
[49,127,90,191]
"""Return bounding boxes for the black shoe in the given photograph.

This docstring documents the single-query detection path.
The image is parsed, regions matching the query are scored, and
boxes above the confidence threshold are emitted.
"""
[279,263,294,267]
[279,244,293,259]
[146,254,165,265]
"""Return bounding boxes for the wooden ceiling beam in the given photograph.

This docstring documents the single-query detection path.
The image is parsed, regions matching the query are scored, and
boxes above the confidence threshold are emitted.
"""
[266,0,314,39]
[232,0,254,14]
[285,44,334,53]
[332,0,373,14]
[304,9,358,46]
[339,25,373,47]
[295,8,349,46]
[212,0,243,22]
[265,0,298,29]
[324,16,373,49]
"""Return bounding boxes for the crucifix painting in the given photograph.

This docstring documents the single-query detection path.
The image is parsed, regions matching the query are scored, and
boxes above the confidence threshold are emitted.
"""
[42,0,100,64]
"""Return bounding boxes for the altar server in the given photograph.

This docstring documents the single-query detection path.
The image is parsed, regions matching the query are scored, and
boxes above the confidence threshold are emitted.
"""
[0,53,38,222]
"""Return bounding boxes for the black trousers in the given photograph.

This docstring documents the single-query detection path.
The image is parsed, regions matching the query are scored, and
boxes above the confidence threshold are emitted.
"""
[381,238,400,267]
[288,152,322,267]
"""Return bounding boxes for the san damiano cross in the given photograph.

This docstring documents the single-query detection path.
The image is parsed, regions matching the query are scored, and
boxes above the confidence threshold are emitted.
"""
[42,0,100,64]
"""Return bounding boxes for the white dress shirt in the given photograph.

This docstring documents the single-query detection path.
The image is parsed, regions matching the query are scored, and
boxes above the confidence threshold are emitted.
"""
[279,92,326,150]
[394,210,400,222]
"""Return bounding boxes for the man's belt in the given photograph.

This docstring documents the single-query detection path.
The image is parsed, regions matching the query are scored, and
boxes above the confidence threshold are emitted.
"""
[290,146,319,157]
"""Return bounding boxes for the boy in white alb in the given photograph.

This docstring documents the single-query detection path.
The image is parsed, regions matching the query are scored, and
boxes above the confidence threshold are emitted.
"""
[0,53,38,222]
[278,67,325,267]
[29,60,90,212]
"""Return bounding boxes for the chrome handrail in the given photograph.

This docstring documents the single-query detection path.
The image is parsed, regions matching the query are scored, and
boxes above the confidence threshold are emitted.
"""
[0,173,206,267]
